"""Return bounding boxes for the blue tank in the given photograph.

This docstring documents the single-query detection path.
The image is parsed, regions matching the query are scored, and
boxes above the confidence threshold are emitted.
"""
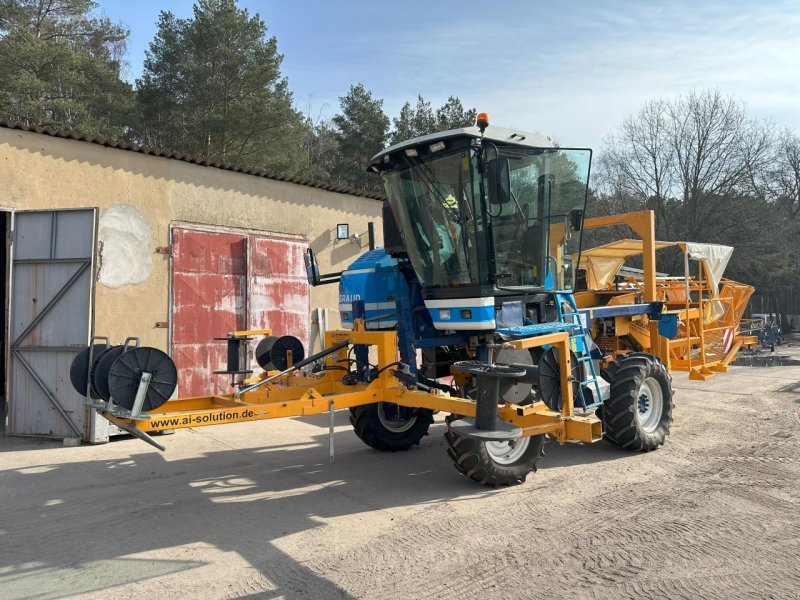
[339,248,411,330]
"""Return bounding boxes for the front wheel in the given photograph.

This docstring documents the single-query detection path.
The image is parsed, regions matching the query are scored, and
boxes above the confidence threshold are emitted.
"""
[349,403,434,451]
[444,427,546,486]
[600,353,674,451]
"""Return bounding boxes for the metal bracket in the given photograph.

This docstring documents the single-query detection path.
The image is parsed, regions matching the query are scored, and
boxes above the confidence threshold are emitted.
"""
[83,336,109,410]
[113,420,166,451]
[103,371,153,421]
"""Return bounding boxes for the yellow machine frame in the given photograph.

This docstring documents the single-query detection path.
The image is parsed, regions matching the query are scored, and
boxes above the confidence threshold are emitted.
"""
[104,320,602,446]
[101,209,750,448]
[573,212,756,380]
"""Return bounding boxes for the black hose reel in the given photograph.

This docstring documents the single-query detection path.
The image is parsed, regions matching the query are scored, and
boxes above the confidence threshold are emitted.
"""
[449,360,525,441]
[255,335,305,371]
[70,342,177,415]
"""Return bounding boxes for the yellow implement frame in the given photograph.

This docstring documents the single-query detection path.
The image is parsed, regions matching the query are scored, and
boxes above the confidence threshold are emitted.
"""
[573,211,755,379]
[102,321,601,446]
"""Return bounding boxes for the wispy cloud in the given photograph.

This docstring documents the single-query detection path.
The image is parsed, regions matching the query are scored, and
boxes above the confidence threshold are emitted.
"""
[105,0,800,151]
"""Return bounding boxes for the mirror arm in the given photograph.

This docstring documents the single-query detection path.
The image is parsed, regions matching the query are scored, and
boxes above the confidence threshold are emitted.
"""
[312,272,342,286]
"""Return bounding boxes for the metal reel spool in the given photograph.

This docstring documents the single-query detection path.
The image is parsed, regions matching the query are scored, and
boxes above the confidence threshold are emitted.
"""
[70,343,109,397]
[538,347,580,411]
[494,348,534,404]
[108,347,178,412]
[91,345,126,402]
[255,335,305,371]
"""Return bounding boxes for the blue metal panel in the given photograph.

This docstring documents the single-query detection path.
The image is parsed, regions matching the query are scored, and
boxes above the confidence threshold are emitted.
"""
[495,322,573,338]
[339,248,410,330]
[578,302,663,321]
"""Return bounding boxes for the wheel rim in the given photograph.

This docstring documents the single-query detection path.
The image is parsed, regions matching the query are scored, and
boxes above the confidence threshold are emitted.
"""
[484,437,530,465]
[377,403,418,433]
[636,377,663,433]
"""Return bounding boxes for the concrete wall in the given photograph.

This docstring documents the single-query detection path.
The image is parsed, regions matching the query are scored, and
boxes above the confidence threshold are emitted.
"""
[0,127,383,352]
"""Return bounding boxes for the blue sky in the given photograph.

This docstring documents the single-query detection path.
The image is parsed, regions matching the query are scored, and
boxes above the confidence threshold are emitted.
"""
[101,0,800,151]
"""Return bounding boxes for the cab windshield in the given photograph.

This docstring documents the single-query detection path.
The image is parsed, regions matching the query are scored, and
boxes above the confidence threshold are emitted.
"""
[383,144,591,292]
[488,146,592,290]
[384,149,486,288]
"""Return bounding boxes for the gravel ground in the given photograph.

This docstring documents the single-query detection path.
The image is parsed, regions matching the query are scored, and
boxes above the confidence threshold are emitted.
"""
[1,344,799,599]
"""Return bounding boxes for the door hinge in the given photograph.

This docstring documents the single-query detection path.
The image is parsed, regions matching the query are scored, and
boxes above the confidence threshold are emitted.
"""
[155,246,171,255]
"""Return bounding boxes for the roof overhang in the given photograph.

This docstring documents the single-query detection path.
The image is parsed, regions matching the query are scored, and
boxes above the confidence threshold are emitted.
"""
[369,125,555,169]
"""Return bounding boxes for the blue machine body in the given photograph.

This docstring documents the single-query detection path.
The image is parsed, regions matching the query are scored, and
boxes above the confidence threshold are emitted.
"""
[337,246,669,409]
[339,249,410,330]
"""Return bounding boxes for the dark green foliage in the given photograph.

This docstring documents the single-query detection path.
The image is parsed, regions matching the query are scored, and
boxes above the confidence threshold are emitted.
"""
[0,0,135,136]
[389,95,476,145]
[331,83,389,193]
[134,0,307,175]
[435,96,477,132]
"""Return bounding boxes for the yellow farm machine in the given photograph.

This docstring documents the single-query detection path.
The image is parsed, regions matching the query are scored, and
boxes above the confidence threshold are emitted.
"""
[71,115,756,486]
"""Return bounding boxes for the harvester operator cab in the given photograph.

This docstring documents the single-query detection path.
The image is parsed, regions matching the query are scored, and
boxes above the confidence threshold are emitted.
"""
[368,115,592,331]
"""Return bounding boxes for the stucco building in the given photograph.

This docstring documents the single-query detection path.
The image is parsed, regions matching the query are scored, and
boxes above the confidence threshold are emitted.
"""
[0,120,383,442]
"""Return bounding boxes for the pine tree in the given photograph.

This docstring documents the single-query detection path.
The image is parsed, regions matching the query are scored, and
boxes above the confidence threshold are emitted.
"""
[135,0,307,174]
[389,95,476,145]
[0,0,134,136]
[331,83,389,192]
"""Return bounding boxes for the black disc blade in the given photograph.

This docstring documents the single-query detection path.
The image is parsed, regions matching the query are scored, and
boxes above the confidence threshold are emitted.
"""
[255,336,279,370]
[69,343,109,396]
[93,345,125,402]
[108,347,177,412]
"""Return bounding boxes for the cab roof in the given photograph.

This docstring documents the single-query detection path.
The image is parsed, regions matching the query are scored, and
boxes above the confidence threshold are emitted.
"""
[369,125,554,169]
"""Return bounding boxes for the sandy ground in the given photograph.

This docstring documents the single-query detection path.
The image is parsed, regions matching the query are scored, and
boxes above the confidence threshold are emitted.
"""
[1,346,799,599]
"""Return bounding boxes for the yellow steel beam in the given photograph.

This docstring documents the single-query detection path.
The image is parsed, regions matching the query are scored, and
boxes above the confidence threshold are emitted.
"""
[102,327,601,446]
[505,330,569,350]
[232,329,272,337]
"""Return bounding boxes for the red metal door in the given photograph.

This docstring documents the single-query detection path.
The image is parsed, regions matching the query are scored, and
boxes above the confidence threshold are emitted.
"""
[171,227,310,397]
[247,233,310,371]
[171,228,247,396]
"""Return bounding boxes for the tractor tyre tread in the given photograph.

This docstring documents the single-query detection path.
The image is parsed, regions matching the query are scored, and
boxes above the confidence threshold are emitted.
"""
[599,353,674,452]
[349,403,434,452]
[444,429,547,487]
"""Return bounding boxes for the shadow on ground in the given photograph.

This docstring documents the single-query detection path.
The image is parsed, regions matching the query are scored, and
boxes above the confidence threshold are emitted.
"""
[0,414,631,599]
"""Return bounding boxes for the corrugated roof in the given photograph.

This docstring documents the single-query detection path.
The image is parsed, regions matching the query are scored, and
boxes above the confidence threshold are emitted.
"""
[0,118,385,201]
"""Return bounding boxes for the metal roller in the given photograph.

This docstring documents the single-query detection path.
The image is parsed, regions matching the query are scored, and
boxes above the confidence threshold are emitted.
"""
[69,343,109,397]
[494,347,535,405]
[107,347,177,412]
[255,335,305,371]
[255,336,278,369]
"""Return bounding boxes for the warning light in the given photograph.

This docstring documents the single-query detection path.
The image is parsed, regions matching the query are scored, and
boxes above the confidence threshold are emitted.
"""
[476,112,489,132]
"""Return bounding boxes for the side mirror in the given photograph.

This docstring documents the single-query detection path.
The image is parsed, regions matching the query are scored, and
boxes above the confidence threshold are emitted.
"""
[304,248,321,286]
[304,248,342,286]
[487,158,511,205]
[569,208,584,231]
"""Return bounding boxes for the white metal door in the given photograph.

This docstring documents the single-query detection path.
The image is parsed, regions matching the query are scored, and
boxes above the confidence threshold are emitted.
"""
[7,209,96,439]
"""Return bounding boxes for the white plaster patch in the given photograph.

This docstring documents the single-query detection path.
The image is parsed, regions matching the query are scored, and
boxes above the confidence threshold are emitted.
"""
[98,204,153,288]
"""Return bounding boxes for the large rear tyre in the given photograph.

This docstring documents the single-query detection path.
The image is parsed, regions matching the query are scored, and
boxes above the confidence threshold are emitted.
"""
[349,403,434,451]
[600,353,673,451]
[444,428,546,486]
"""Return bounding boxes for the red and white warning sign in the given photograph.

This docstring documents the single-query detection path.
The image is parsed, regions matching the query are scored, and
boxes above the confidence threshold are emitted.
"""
[722,327,735,353]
